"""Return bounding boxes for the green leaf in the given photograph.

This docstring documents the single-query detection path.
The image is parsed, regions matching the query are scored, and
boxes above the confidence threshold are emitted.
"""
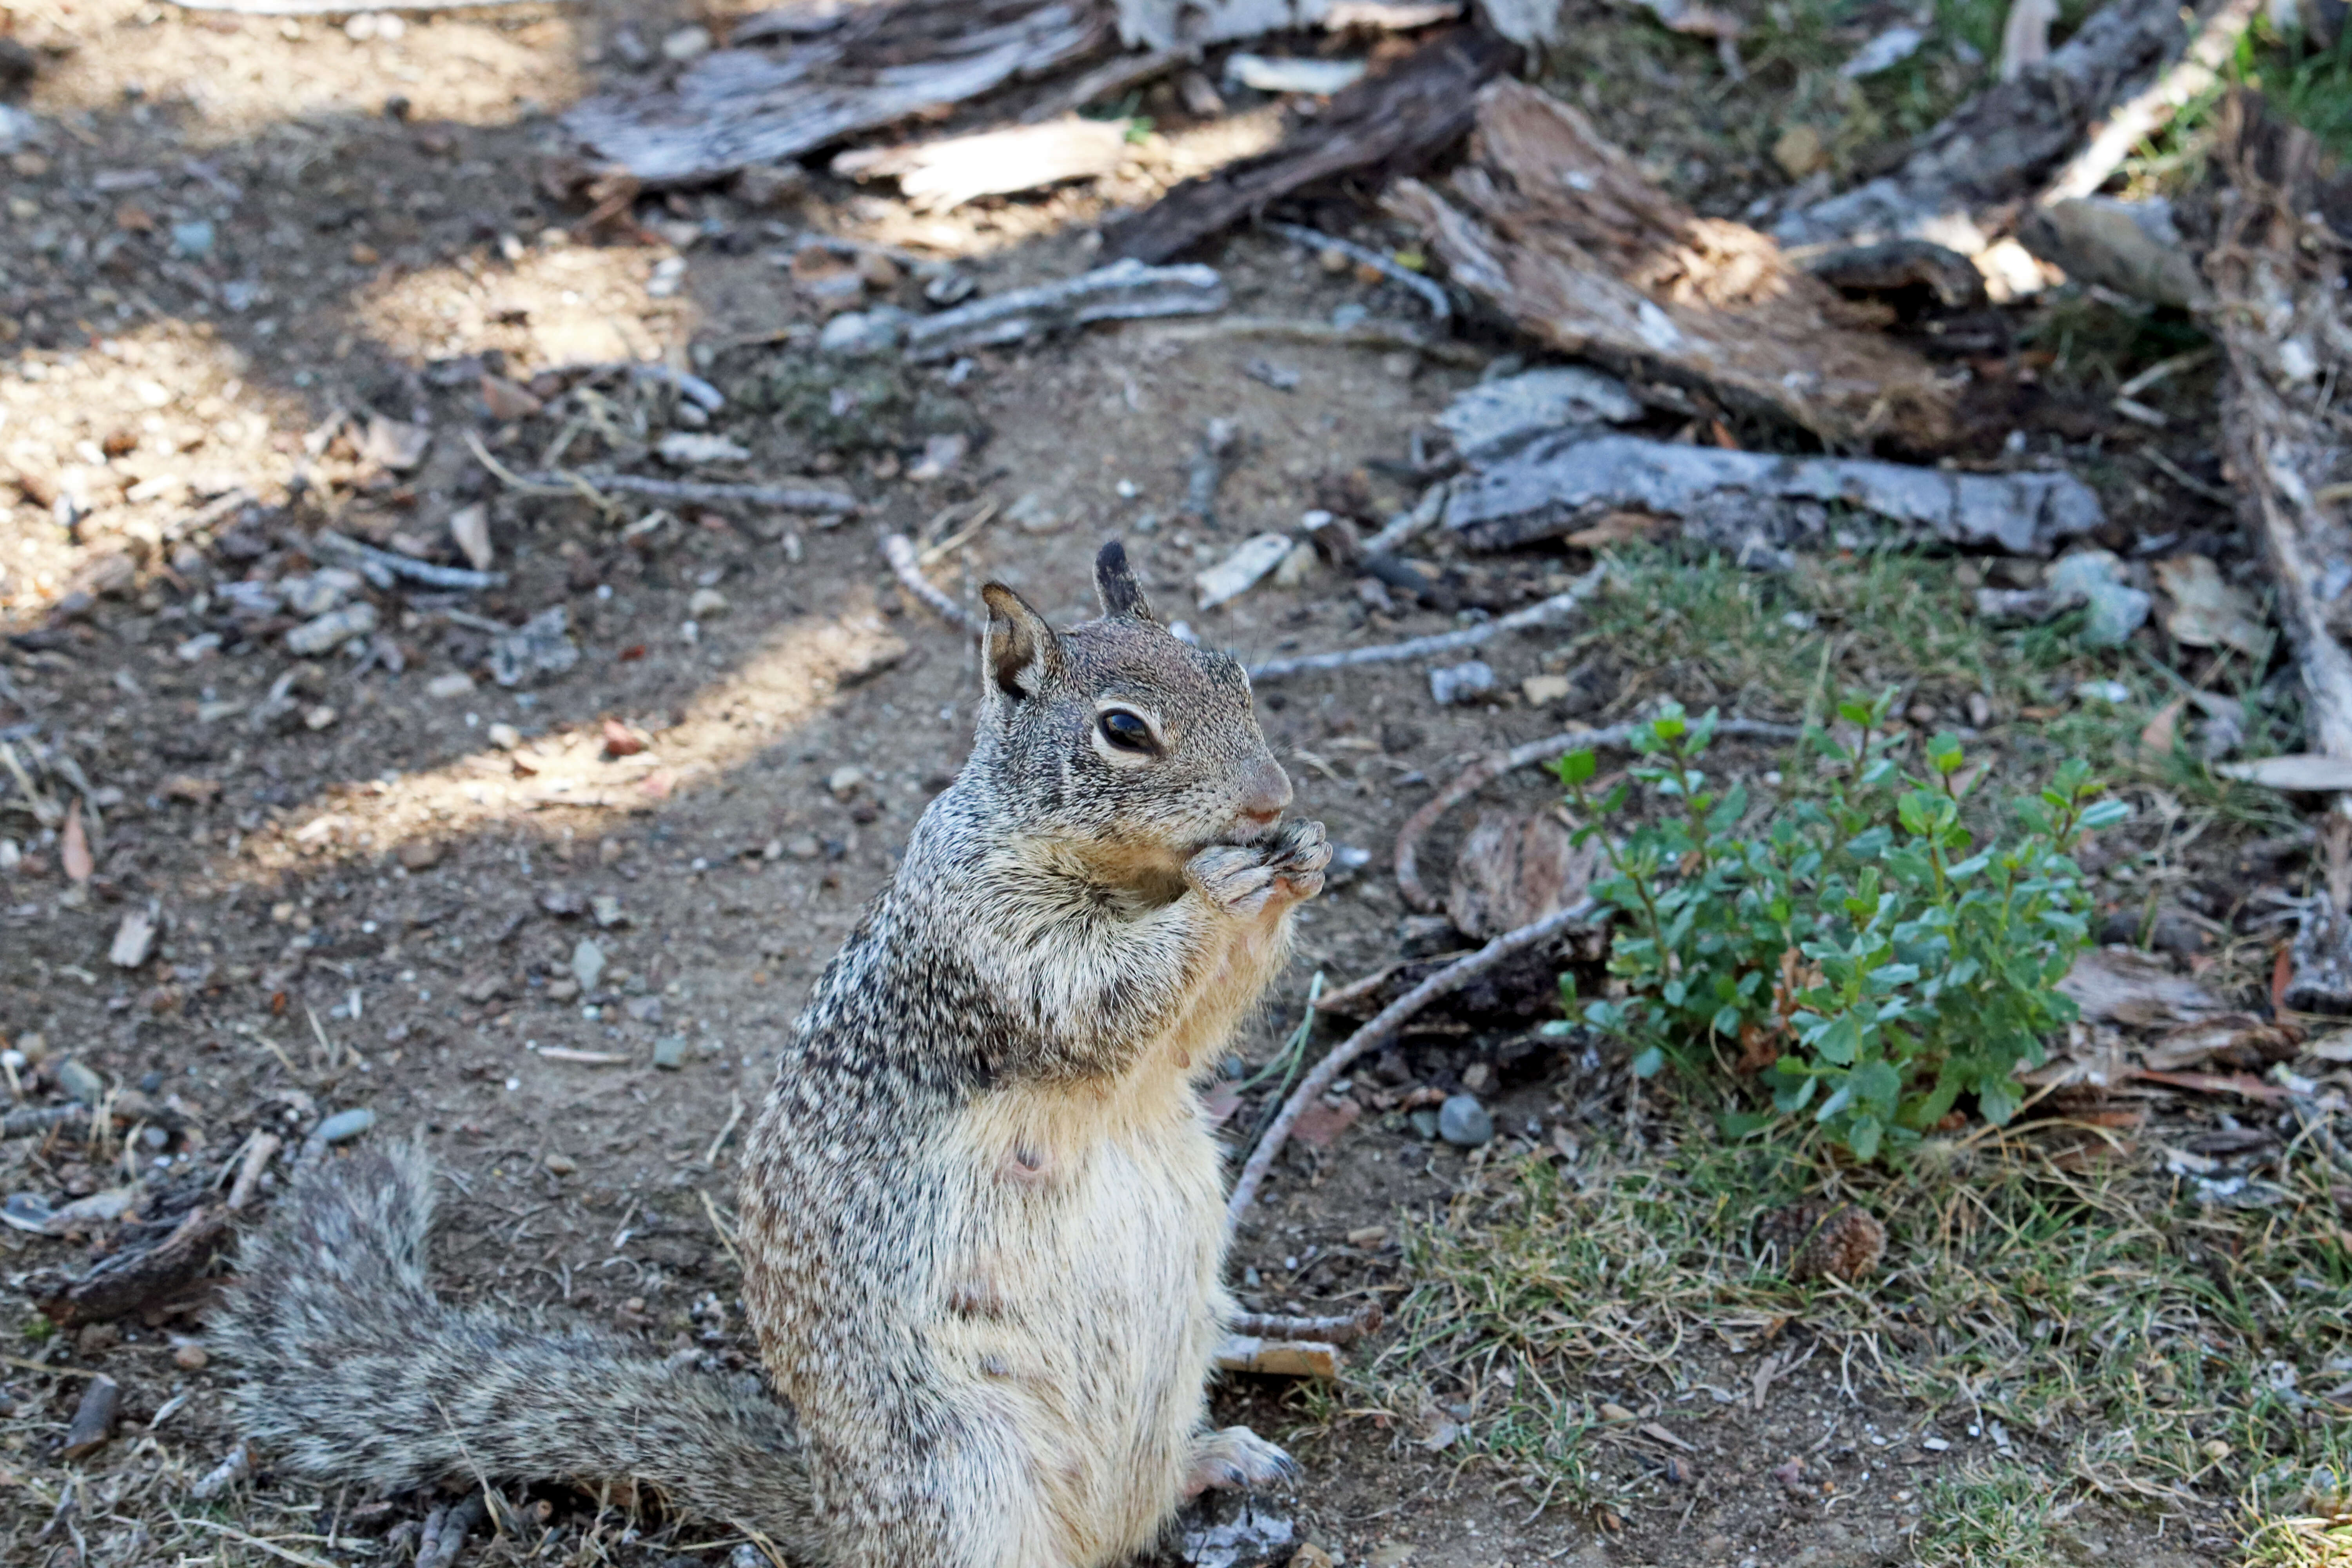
[1846,1114,1884,1161]
[1632,1044,1666,1078]
[2079,799,2131,830]
[1555,749,1599,786]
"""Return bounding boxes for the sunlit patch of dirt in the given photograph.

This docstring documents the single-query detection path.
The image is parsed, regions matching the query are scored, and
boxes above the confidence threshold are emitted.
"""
[0,323,305,616]
[229,595,907,879]
[16,0,585,139]
[356,235,690,372]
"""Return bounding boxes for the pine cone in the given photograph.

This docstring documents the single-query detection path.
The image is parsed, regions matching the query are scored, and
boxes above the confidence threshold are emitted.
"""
[1756,1200,1886,1283]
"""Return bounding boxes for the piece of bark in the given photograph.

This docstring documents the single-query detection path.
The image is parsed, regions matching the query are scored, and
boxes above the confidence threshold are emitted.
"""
[1105,27,1519,264]
[1228,1305,1382,1344]
[1445,432,2101,558]
[1214,1335,1341,1379]
[833,117,1131,212]
[61,1376,119,1460]
[1390,82,1957,448]
[31,1204,230,1328]
[1772,0,2195,251]
[568,0,1112,186]
[2205,93,2352,1011]
[1445,808,1600,939]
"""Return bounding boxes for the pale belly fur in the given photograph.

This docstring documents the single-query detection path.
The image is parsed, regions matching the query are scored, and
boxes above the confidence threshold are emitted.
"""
[927,1065,1230,1568]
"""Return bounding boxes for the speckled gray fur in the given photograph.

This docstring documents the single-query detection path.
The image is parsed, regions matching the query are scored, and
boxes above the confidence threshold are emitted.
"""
[213,543,1327,1568]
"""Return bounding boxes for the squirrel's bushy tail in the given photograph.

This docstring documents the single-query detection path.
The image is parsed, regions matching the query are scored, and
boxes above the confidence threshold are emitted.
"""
[212,1143,818,1555]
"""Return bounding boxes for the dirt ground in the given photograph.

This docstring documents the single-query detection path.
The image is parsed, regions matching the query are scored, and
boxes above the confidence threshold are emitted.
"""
[0,1,2341,1566]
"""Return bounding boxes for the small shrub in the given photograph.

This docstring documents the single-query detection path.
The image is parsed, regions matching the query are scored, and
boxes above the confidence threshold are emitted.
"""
[1552,690,2124,1161]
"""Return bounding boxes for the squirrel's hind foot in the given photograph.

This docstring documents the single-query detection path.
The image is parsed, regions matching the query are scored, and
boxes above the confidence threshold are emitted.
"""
[1181,1425,1296,1496]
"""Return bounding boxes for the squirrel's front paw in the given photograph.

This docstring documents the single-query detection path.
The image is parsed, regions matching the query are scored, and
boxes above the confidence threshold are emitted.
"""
[1266,818,1331,901]
[1186,844,1279,918]
[1182,1425,1296,1496]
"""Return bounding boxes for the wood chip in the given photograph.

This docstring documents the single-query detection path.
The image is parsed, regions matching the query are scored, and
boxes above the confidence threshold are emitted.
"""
[1389,81,1958,447]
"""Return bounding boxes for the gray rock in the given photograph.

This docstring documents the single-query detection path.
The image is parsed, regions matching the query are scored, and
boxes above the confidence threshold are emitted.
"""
[1408,1107,1442,1140]
[313,1107,376,1145]
[652,1035,688,1070]
[818,307,911,357]
[489,606,580,687]
[1430,659,1496,705]
[1438,1093,1494,1147]
[285,601,378,656]
[2047,549,2151,648]
[572,938,607,992]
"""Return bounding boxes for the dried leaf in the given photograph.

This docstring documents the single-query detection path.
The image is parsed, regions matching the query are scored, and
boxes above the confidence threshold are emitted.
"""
[2142,1012,2296,1071]
[1445,808,1599,939]
[2154,555,2267,656]
[2057,946,2225,1025]
[2139,695,2185,758]
[60,799,93,884]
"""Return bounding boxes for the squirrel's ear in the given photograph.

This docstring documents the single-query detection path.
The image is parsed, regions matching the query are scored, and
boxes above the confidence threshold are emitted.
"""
[980,582,1067,702]
[1093,539,1157,623]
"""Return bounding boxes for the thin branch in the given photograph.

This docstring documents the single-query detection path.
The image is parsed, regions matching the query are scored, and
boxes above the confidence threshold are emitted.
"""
[1394,717,1803,911]
[1249,568,1609,682]
[308,531,506,592]
[1265,222,1452,320]
[1227,900,1595,1228]
[882,533,984,637]
[467,431,856,514]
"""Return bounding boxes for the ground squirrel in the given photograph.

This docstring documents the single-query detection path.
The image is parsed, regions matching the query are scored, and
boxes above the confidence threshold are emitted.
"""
[215,541,1332,1566]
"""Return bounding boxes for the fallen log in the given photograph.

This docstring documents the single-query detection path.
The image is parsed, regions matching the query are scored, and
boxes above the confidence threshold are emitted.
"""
[1390,81,1958,448]
[1105,27,1520,264]
[1444,432,2102,558]
[2205,91,2352,1012]
[567,0,1112,186]
[1772,0,2199,252]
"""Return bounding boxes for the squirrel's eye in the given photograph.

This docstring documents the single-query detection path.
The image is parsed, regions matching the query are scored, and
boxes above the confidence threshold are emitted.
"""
[1099,710,1155,753]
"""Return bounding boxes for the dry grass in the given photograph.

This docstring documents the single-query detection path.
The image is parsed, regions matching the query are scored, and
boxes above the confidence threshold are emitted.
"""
[1351,1115,2352,1559]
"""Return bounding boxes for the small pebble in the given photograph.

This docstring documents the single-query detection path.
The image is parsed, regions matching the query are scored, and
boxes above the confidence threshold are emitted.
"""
[827,766,866,799]
[652,1036,688,1070]
[174,1343,209,1370]
[314,1107,376,1145]
[1437,1093,1493,1148]
[572,938,607,992]
[544,1152,578,1176]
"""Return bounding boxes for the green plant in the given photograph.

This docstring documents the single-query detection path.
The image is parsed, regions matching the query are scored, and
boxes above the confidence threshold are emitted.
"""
[1551,690,2125,1160]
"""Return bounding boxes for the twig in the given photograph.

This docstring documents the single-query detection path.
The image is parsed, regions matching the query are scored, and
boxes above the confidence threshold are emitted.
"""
[882,533,984,637]
[1143,314,1484,366]
[171,1515,345,1568]
[2140,446,2233,506]
[187,1441,253,1501]
[2039,0,2261,205]
[166,0,532,10]
[1,1105,88,1138]
[226,1133,281,1212]
[702,1092,746,1167]
[1247,567,1608,682]
[918,499,999,566]
[1229,1305,1382,1344]
[416,1494,488,1568]
[1394,717,1804,911]
[1265,222,1452,321]
[525,467,857,514]
[1361,479,1450,556]
[307,530,506,592]
[2288,1093,2352,1180]
[468,431,857,514]
[1227,900,1595,1227]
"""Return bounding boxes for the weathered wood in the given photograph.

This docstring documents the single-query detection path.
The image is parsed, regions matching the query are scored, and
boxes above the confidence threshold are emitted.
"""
[2206,91,2352,1011]
[568,0,1112,186]
[1390,82,1958,448]
[1104,27,1519,264]
[1773,0,2197,251]
[61,1375,118,1459]
[834,117,1131,212]
[31,1203,230,1328]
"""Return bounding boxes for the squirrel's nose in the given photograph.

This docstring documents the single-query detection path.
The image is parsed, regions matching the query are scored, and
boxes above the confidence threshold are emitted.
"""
[1236,758,1292,826]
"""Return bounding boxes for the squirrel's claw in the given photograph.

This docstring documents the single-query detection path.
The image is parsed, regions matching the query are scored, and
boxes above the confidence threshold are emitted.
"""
[1185,844,1280,917]
[1182,1425,1296,1496]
